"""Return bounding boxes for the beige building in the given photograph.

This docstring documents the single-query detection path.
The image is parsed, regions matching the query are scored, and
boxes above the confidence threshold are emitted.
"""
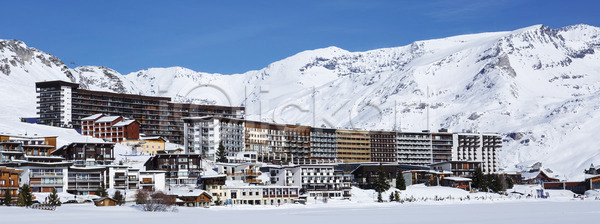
[122,136,167,155]
[336,129,370,163]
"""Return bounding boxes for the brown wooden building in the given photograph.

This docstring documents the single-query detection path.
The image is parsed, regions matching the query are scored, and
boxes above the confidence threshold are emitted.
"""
[93,197,118,206]
[52,142,115,166]
[0,166,23,205]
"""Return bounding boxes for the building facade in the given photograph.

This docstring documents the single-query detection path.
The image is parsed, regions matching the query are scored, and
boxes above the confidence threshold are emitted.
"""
[81,114,140,142]
[336,130,370,163]
[36,81,245,144]
[369,131,397,163]
[144,152,203,185]
[182,116,245,160]
[0,166,22,205]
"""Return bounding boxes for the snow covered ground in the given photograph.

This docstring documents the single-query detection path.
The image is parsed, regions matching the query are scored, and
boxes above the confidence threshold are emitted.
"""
[3,184,596,224]
[2,199,599,224]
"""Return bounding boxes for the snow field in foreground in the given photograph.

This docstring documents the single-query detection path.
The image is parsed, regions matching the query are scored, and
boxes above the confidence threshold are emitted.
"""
[1,200,600,224]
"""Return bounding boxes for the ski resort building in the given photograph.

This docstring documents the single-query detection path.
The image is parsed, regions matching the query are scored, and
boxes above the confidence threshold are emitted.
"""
[0,134,58,156]
[266,164,346,198]
[182,116,245,160]
[122,136,168,155]
[143,152,203,185]
[0,166,23,205]
[309,127,338,162]
[52,142,115,166]
[369,131,397,163]
[452,133,501,174]
[35,81,245,145]
[396,132,432,166]
[81,114,140,143]
[223,185,300,205]
[336,130,371,163]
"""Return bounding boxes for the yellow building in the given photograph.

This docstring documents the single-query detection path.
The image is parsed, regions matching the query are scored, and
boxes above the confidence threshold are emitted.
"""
[336,129,370,162]
[122,136,167,155]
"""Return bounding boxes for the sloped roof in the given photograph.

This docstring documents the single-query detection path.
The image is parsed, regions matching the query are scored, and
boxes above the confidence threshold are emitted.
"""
[113,120,136,127]
[95,116,121,123]
[82,114,104,121]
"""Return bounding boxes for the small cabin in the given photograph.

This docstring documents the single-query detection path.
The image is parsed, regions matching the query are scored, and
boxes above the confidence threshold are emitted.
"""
[173,191,212,207]
[93,197,118,206]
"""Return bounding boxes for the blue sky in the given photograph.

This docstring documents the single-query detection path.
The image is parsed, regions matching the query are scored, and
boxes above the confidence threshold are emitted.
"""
[1,0,599,75]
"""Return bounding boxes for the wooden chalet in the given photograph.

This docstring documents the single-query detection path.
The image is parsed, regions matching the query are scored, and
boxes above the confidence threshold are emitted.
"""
[93,197,118,206]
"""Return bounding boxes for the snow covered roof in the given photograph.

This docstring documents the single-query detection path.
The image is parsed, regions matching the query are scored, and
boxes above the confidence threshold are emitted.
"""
[223,185,299,189]
[113,120,136,127]
[95,116,121,123]
[443,177,472,182]
[81,114,104,121]
[166,188,209,197]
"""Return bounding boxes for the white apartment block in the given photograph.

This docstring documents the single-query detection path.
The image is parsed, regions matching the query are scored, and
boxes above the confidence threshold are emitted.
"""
[268,164,344,198]
[452,133,501,174]
[183,116,245,160]
[396,132,432,166]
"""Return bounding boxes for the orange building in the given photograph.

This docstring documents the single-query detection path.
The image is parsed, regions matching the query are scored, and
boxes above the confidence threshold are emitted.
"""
[0,166,23,205]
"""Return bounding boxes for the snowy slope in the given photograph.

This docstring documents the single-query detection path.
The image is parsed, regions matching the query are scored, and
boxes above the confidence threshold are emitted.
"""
[2,24,600,179]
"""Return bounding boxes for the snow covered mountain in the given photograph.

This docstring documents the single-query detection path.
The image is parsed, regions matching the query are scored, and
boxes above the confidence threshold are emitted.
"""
[2,24,600,179]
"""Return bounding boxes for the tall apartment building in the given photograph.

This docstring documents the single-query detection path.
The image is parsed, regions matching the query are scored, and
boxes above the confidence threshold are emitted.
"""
[182,116,245,160]
[36,81,244,144]
[396,132,432,166]
[452,133,501,174]
[369,131,397,163]
[284,125,311,162]
[336,130,370,163]
[431,131,454,163]
[309,128,337,162]
[244,121,287,163]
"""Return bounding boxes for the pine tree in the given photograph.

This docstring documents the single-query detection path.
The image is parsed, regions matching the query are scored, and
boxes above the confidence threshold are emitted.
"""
[113,190,125,205]
[46,188,61,206]
[506,176,514,189]
[216,141,228,163]
[374,164,390,203]
[394,191,400,202]
[3,189,11,206]
[95,182,108,197]
[472,167,485,190]
[17,184,33,207]
[389,192,395,202]
[395,170,406,190]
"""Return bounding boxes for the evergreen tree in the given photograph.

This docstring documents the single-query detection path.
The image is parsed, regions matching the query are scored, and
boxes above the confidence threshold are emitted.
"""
[394,191,400,202]
[46,188,61,206]
[472,167,485,190]
[3,189,11,206]
[389,192,395,202]
[216,141,228,163]
[17,184,33,207]
[113,190,125,205]
[395,170,406,190]
[506,176,514,189]
[95,182,108,197]
[374,164,390,203]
